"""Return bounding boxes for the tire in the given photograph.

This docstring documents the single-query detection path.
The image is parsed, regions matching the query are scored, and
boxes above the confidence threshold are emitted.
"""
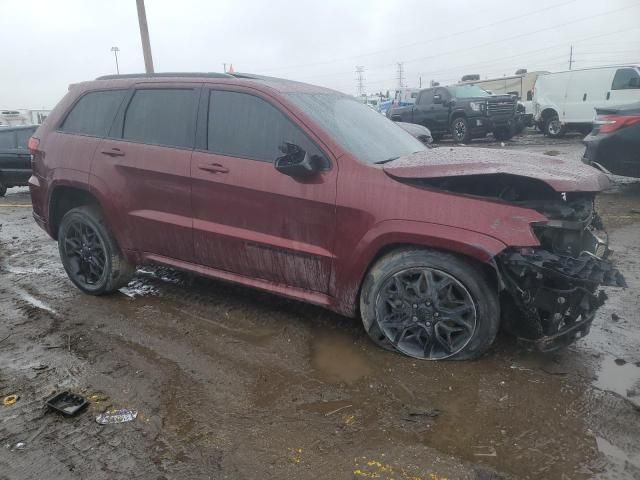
[359,248,500,360]
[493,126,514,141]
[58,205,134,295]
[0,183,6,197]
[544,114,565,138]
[451,116,471,143]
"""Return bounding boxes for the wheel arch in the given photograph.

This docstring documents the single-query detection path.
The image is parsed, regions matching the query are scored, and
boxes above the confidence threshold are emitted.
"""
[48,183,100,240]
[540,107,558,121]
[334,221,506,317]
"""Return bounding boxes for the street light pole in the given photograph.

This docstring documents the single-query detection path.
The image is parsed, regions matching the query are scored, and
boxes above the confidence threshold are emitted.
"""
[136,0,155,74]
[110,46,120,74]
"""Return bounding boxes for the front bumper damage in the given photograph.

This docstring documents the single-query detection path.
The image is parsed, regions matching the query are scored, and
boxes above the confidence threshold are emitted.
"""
[494,197,626,351]
[497,249,626,351]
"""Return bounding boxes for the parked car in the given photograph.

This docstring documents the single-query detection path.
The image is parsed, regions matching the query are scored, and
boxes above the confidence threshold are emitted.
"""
[0,125,38,196]
[582,102,640,177]
[533,65,640,138]
[458,69,547,129]
[387,85,517,143]
[395,122,433,145]
[29,72,624,360]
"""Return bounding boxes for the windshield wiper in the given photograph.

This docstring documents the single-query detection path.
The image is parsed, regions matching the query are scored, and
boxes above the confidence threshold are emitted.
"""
[374,156,399,165]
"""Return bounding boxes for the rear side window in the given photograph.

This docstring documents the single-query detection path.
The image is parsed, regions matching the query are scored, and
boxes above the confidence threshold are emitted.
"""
[207,90,319,162]
[62,90,126,136]
[122,89,196,148]
[16,128,36,149]
[612,68,640,90]
[0,130,15,149]
[417,90,432,105]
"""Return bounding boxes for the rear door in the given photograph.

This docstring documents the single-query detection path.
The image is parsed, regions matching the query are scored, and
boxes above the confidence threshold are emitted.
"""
[91,84,199,262]
[609,67,640,106]
[0,129,18,176]
[190,87,337,293]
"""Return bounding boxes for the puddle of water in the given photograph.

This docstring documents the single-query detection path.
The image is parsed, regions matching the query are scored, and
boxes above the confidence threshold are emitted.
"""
[310,331,372,384]
[593,355,640,406]
[596,436,640,471]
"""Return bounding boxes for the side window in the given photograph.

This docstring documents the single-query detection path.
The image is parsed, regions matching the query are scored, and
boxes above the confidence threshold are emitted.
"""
[122,89,196,148]
[62,90,126,136]
[418,90,432,105]
[207,90,321,163]
[0,130,15,149]
[612,68,640,90]
[16,128,35,149]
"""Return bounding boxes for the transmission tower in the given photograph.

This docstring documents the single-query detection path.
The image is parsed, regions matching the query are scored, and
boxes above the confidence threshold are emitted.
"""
[396,62,405,88]
[355,66,365,97]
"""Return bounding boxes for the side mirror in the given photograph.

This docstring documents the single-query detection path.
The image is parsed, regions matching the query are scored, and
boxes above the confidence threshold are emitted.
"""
[275,142,319,178]
[432,94,442,104]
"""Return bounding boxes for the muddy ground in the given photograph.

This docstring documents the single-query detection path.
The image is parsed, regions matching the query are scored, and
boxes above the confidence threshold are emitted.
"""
[1,130,639,480]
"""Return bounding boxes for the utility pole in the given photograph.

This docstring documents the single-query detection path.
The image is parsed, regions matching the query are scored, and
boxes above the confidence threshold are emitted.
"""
[396,62,405,89]
[355,66,365,97]
[569,45,573,70]
[419,76,422,88]
[110,46,120,74]
[223,63,227,73]
[136,0,155,74]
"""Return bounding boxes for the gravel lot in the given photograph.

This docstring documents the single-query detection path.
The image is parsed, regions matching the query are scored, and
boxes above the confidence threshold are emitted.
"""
[1,130,639,480]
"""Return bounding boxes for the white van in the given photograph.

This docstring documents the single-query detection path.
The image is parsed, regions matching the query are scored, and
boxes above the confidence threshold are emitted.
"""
[533,64,640,137]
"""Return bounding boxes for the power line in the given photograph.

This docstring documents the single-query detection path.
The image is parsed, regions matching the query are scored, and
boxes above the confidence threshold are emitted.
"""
[256,0,581,73]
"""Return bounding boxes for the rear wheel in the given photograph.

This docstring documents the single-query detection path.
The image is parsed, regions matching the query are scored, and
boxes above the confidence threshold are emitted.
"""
[451,117,471,143]
[360,249,500,360]
[544,114,565,138]
[58,205,134,295]
[0,183,6,197]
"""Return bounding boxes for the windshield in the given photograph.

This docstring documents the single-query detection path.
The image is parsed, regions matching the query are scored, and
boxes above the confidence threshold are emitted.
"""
[286,93,426,165]
[448,85,491,98]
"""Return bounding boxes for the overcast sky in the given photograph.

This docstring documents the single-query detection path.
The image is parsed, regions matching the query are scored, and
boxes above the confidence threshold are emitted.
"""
[1,0,639,109]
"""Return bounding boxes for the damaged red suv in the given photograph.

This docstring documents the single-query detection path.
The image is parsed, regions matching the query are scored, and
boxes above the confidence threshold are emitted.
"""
[29,73,625,360]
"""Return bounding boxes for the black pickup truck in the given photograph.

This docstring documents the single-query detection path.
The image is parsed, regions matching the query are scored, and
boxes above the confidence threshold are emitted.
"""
[386,85,517,143]
[0,125,37,196]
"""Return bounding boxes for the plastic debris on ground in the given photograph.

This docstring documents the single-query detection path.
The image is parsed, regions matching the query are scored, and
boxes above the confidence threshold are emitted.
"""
[96,408,138,425]
[46,391,88,416]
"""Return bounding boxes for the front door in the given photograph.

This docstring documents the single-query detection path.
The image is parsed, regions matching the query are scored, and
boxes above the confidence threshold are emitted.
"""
[91,85,200,262]
[191,88,337,293]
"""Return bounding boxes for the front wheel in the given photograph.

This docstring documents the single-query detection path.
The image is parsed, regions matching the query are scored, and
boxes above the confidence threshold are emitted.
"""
[360,249,500,360]
[58,205,134,295]
[0,183,6,197]
[544,114,566,138]
[451,117,471,143]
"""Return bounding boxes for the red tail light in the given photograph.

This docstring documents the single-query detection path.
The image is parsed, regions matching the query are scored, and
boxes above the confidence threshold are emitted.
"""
[594,114,640,134]
[28,136,40,154]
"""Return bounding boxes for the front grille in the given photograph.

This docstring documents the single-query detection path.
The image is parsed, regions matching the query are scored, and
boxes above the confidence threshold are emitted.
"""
[487,101,515,116]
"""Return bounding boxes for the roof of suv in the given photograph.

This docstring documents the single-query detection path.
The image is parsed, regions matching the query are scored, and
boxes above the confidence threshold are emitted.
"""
[85,72,340,95]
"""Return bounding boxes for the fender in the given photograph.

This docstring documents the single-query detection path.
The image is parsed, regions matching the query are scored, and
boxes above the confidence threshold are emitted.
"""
[333,219,511,317]
[45,170,90,237]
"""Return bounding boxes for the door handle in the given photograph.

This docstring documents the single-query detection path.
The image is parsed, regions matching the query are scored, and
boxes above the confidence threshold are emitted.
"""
[198,162,229,174]
[101,148,125,157]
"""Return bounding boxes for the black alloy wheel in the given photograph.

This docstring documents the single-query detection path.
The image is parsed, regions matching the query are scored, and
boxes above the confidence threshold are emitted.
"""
[374,267,477,359]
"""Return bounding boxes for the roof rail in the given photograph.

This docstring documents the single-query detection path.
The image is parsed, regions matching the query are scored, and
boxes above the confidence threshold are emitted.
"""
[96,72,233,80]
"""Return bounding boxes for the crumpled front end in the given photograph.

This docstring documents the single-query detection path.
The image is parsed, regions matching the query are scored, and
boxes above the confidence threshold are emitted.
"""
[495,195,626,351]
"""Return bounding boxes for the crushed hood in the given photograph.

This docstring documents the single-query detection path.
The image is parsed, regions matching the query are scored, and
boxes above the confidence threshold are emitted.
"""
[383,148,610,193]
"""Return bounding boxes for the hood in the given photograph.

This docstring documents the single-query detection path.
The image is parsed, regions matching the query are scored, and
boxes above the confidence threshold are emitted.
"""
[383,148,610,193]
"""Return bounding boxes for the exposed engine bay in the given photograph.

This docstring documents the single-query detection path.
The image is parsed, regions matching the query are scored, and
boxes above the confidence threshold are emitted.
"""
[405,173,627,351]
